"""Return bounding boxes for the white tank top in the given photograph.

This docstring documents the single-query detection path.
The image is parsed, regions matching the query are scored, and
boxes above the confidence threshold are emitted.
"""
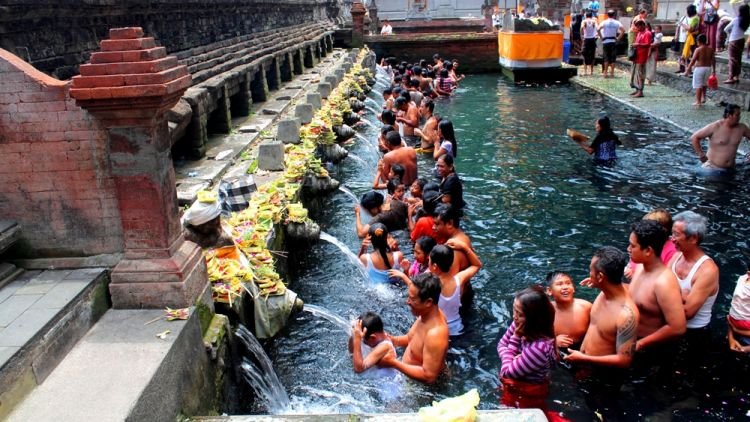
[439,276,463,336]
[582,20,598,39]
[671,253,716,329]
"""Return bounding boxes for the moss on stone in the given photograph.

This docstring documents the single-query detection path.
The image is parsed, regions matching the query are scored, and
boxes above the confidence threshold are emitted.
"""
[194,301,214,335]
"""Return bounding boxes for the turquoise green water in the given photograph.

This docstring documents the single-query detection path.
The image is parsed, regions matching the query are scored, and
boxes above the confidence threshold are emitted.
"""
[262,75,750,419]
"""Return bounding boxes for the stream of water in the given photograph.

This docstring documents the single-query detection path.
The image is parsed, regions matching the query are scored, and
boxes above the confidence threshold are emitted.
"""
[260,75,750,419]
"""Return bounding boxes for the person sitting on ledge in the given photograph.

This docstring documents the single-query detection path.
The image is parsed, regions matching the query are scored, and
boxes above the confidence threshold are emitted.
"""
[182,191,232,249]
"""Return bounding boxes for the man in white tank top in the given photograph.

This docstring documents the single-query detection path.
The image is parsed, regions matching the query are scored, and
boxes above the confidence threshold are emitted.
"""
[668,211,719,368]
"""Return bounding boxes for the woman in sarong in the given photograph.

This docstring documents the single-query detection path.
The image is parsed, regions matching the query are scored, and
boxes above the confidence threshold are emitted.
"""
[723,4,750,84]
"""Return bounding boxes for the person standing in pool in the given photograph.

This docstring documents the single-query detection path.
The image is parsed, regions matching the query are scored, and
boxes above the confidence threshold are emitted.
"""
[545,271,592,349]
[576,116,622,166]
[689,103,750,171]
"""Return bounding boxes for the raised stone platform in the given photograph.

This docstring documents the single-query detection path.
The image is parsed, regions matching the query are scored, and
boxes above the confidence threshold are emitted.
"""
[6,309,215,422]
[0,268,109,420]
[193,409,547,421]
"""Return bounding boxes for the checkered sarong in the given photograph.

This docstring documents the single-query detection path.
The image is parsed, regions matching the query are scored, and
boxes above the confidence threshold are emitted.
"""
[219,176,256,213]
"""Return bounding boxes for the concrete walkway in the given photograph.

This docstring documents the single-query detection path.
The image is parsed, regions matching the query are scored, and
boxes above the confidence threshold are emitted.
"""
[572,69,750,134]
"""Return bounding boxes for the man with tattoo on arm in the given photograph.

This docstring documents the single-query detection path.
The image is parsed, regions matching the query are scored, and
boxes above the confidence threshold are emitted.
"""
[564,246,639,420]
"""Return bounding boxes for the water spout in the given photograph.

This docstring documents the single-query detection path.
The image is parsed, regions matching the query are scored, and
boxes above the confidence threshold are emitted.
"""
[303,304,352,335]
[338,186,359,204]
[319,231,368,282]
[359,119,377,129]
[365,106,381,116]
[235,325,290,413]
[347,153,370,168]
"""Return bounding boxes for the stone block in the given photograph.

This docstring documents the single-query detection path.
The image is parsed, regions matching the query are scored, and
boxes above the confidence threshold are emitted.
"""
[334,69,346,81]
[324,75,338,86]
[277,119,301,144]
[295,103,314,124]
[342,62,352,72]
[257,141,285,171]
[317,82,332,99]
[306,93,322,110]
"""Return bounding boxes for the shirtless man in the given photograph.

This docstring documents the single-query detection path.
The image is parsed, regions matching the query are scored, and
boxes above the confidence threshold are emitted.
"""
[381,131,418,186]
[414,98,439,151]
[380,273,449,383]
[394,97,420,146]
[627,220,687,352]
[564,246,639,368]
[668,211,719,365]
[546,271,592,349]
[690,103,750,171]
[433,204,474,274]
[564,247,639,418]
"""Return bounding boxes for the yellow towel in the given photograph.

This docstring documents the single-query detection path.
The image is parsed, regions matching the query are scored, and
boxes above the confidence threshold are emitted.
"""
[682,33,695,60]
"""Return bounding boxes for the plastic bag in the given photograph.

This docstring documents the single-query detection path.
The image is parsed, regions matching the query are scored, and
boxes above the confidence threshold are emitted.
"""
[708,73,718,90]
[418,389,480,422]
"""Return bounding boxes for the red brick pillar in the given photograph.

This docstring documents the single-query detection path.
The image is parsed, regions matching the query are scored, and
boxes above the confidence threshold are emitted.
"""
[70,27,209,309]
[351,1,367,48]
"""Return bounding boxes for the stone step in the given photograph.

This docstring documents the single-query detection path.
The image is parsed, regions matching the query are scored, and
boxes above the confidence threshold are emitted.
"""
[6,309,210,422]
[615,58,750,109]
[0,220,21,255]
[0,268,109,420]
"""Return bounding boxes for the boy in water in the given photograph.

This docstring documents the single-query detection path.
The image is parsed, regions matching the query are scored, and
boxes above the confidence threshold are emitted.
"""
[349,312,398,374]
[684,34,716,106]
[546,271,592,349]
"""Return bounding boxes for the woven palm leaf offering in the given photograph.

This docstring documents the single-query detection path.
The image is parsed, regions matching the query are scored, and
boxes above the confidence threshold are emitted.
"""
[567,128,589,143]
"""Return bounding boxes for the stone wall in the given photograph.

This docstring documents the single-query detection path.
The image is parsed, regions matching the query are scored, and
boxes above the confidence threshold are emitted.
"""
[366,33,499,73]
[0,49,123,258]
[0,0,341,80]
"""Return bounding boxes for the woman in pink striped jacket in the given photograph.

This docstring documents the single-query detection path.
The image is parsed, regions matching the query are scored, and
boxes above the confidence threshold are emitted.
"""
[497,285,558,411]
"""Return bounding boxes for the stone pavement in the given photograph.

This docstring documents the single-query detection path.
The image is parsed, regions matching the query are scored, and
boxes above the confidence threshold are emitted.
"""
[572,69,750,135]
[0,268,105,369]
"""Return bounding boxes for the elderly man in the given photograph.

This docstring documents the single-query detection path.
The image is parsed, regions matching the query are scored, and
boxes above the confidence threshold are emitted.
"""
[668,211,719,366]
[690,103,750,172]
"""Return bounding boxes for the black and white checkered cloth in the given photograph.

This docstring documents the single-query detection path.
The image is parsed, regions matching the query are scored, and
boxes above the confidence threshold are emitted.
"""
[219,176,257,213]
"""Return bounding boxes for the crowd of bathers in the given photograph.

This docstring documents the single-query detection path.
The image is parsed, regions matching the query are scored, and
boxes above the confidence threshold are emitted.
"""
[347,53,750,419]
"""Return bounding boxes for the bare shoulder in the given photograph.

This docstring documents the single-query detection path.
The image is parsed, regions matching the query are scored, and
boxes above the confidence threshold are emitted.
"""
[575,298,593,311]
[619,298,640,322]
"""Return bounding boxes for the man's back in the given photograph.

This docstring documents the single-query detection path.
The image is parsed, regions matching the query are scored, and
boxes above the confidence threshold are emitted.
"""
[581,291,636,356]
[693,45,715,67]
[385,147,417,186]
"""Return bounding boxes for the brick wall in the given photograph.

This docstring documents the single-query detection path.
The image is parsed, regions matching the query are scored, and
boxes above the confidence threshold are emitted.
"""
[0,0,339,80]
[0,49,123,258]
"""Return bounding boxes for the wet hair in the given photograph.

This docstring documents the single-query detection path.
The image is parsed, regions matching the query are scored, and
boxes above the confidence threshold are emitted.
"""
[423,181,440,193]
[596,116,622,145]
[420,59,428,68]
[381,110,396,125]
[395,97,408,109]
[723,103,741,118]
[438,119,458,158]
[409,78,420,88]
[440,69,449,78]
[697,33,707,44]
[545,270,572,287]
[385,130,402,147]
[421,190,440,216]
[643,208,673,233]
[383,87,392,95]
[412,65,422,75]
[592,246,628,284]
[392,86,403,95]
[390,163,405,180]
[416,236,437,258]
[369,223,392,270]
[421,98,435,113]
[515,285,555,341]
[393,75,402,83]
[437,152,455,168]
[435,204,460,227]
[386,177,404,195]
[631,219,668,257]
[413,177,428,192]
[673,210,708,243]
[427,70,436,79]
[586,11,593,18]
[444,62,454,71]
[433,53,441,60]
[360,191,384,210]
[359,311,384,335]
[411,272,442,304]
[380,125,395,136]
[687,4,697,17]
[740,5,750,31]
[607,9,616,18]
[429,244,454,273]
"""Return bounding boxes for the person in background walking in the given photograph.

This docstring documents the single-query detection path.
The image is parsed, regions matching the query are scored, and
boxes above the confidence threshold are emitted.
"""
[724,4,750,84]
